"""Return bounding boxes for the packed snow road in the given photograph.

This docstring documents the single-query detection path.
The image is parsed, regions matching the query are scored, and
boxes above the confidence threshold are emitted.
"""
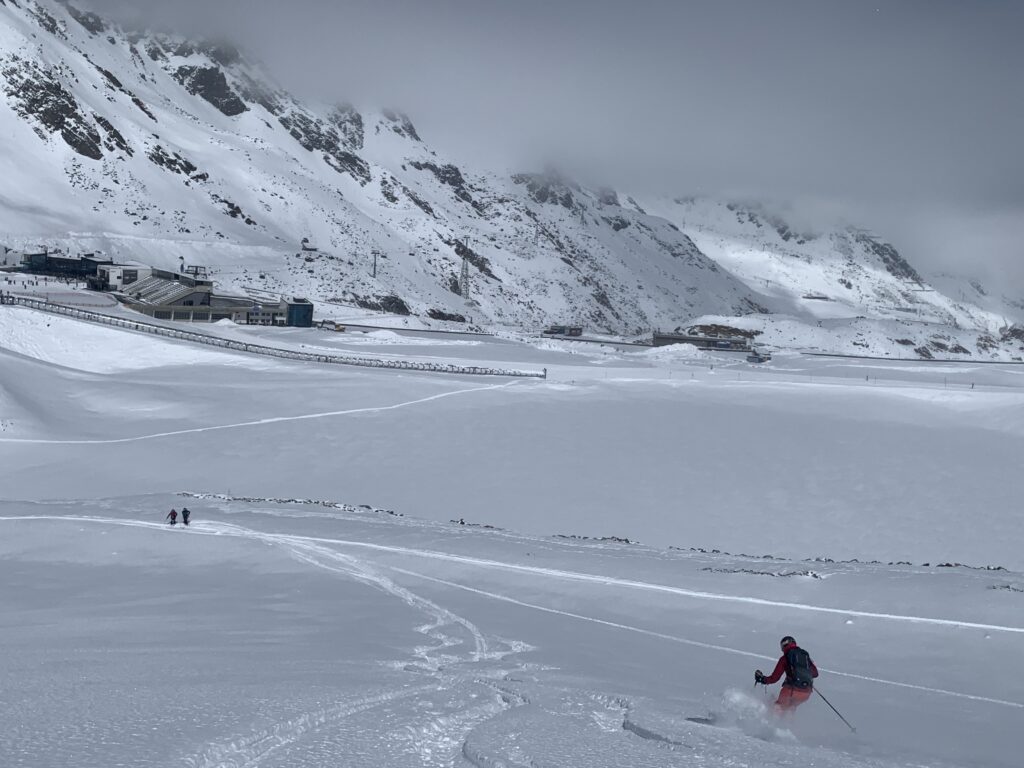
[0,495,1021,768]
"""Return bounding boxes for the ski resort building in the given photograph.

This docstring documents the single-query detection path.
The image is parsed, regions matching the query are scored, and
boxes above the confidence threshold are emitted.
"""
[285,297,314,327]
[651,332,751,351]
[120,272,313,327]
[20,250,113,278]
[19,251,315,326]
[542,325,584,337]
[120,268,251,323]
[90,262,153,291]
[246,297,314,327]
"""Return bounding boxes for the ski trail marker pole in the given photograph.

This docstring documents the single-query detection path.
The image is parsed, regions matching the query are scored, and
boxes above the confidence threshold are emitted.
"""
[815,689,856,733]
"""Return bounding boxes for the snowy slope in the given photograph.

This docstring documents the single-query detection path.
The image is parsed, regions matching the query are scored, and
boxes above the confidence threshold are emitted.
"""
[640,198,1024,358]
[1,301,1023,767]
[3,303,1023,570]
[2,495,1021,768]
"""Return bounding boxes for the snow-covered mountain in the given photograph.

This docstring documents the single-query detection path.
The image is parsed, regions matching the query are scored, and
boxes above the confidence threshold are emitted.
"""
[0,0,762,331]
[1,0,1021,357]
[640,198,1024,358]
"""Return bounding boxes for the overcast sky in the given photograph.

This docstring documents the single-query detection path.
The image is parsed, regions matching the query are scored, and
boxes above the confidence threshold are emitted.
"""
[89,0,1023,284]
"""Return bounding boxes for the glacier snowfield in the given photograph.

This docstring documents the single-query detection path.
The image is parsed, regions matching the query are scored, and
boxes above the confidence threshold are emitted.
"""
[2,304,1023,768]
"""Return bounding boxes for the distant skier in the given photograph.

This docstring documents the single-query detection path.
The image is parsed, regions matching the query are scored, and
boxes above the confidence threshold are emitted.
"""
[755,636,818,713]
[166,509,178,526]
[181,508,191,526]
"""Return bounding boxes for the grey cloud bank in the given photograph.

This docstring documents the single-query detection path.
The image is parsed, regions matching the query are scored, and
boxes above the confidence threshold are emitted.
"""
[86,0,1023,285]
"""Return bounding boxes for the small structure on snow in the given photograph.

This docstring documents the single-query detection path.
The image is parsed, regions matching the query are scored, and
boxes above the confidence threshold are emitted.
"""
[543,324,584,337]
[652,331,751,351]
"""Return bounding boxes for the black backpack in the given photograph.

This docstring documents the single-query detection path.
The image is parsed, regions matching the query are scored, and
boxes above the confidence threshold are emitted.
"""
[785,647,815,687]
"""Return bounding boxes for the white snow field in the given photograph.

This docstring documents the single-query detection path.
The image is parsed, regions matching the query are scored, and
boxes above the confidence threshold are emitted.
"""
[2,304,1023,768]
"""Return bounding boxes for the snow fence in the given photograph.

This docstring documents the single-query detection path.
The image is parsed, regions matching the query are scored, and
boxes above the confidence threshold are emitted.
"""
[0,295,546,379]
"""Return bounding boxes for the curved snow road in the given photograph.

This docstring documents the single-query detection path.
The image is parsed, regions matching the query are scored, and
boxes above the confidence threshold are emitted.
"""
[0,382,516,445]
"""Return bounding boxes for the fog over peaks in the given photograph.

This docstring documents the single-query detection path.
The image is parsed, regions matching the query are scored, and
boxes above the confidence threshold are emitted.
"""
[84,0,1024,287]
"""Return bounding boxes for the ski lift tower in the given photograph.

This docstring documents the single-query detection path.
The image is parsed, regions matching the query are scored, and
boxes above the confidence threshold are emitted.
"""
[183,265,209,279]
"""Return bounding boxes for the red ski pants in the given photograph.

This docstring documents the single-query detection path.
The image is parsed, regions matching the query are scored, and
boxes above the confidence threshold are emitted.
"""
[775,685,812,713]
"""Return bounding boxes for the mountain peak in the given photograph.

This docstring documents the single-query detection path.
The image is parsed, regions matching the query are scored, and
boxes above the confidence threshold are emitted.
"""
[380,108,421,142]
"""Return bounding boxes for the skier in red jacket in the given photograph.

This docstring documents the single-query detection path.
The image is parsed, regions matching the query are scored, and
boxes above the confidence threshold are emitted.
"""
[755,636,818,713]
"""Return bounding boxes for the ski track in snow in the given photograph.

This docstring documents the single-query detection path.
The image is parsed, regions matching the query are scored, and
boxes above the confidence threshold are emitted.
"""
[395,569,1024,711]
[6,518,1024,643]
[3,513,1023,715]
[152,520,1024,636]
[391,695,510,768]
[285,538,1024,636]
[184,686,436,768]
[172,520,531,767]
[0,382,515,445]
[212,522,493,664]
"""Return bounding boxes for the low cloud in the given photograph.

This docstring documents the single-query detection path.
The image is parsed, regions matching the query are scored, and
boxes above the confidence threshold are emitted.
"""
[83,0,1024,286]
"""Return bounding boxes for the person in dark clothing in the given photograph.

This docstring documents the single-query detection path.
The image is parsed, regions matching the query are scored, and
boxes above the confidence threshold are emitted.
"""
[181,508,191,526]
[166,509,178,526]
[755,635,819,713]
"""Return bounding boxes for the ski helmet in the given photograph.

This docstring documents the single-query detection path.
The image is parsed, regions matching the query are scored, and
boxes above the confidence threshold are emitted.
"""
[780,635,796,647]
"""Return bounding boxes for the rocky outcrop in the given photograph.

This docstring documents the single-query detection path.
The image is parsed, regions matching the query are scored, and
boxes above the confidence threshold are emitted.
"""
[379,176,399,203]
[147,145,197,177]
[210,193,256,226]
[59,1,106,35]
[93,114,132,156]
[277,108,371,184]
[851,231,921,282]
[441,236,499,282]
[602,215,630,232]
[94,64,122,90]
[427,309,467,322]
[173,65,248,116]
[28,2,64,38]
[403,186,435,217]
[199,42,241,67]
[725,203,813,244]
[409,161,481,211]
[130,95,157,122]
[144,41,166,62]
[1,56,102,159]
[1001,324,1024,344]
[328,103,364,150]
[381,109,420,141]
[353,294,411,315]
[512,172,579,210]
[237,75,283,115]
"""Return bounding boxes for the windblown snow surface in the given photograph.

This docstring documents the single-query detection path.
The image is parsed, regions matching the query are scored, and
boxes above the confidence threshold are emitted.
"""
[2,304,1023,768]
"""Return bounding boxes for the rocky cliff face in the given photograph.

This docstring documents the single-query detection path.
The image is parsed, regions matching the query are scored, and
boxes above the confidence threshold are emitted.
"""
[0,0,1019,352]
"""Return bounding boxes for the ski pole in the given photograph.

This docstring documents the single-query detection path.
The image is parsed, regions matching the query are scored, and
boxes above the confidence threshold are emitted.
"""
[815,688,856,733]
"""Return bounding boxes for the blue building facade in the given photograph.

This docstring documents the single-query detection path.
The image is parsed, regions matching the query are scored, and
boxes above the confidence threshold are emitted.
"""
[285,298,314,328]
